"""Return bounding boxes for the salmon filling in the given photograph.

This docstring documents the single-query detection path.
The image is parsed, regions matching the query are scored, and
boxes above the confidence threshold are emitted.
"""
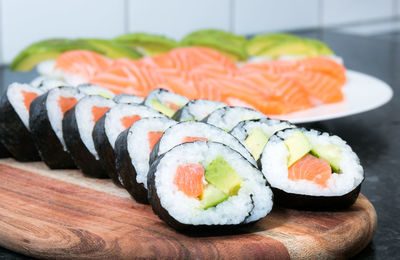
[183,136,208,143]
[21,90,39,111]
[174,163,205,198]
[91,106,110,122]
[58,96,78,115]
[148,131,163,151]
[288,154,331,188]
[120,115,141,129]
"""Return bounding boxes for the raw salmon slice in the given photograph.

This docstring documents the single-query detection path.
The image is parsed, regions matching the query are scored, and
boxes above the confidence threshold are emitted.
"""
[58,96,77,115]
[288,154,332,188]
[55,50,112,80]
[121,115,141,129]
[296,57,346,84]
[183,136,208,143]
[174,163,205,198]
[21,90,39,111]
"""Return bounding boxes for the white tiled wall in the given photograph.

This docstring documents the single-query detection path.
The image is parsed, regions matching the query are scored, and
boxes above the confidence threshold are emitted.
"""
[0,0,399,64]
[232,0,319,35]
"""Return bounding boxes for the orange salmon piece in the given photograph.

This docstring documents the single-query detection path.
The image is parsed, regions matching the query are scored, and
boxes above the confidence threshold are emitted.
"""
[91,106,110,122]
[296,57,346,84]
[148,131,163,151]
[121,115,141,129]
[174,163,205,198]
[288,154,332,188]
[57,96,77,115]
[55,50,112,80]
[21,91,38,111]
[183,136,208,143]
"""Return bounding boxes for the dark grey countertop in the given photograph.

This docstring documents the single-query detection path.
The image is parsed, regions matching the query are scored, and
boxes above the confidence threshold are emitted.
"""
[0,30,399,259]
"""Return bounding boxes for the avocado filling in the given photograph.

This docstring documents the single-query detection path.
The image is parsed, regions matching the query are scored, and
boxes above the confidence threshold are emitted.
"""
[151,99,184,117]
[284,131,342,173]
[245,128,270,160]
[174,157,242,210]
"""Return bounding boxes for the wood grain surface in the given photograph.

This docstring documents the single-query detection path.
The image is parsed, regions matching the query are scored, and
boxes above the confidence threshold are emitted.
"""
[0,159,377,259]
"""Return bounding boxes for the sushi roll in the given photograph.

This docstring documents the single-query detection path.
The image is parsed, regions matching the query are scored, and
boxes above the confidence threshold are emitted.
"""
[113,94,144,104]
[78,84,115,99]
[29,86,85,169]
[230,118,294,162]
[115,117,177,203]
[38,79,69,92]
[148,141,273,231]
[260,128,364,210]
[149,121,257,168]
[172,99,227,121]
[0,83,43,161]
[92,104,165,185]
[63,95,115,178]
[203,106,267,131]
[143,89,188,117]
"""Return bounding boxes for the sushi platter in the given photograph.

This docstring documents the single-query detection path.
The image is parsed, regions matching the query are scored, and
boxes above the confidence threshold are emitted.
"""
[0,159,376,259]
[0,31,383,259]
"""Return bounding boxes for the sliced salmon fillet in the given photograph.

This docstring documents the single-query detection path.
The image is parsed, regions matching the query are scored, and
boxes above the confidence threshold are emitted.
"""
[58,96,77,115]
[21,91,39,111]
[55,50,112,80]
[288,154,332,188]
[296,57,346,85]
[174,163,205,198]
[148,131,163,151]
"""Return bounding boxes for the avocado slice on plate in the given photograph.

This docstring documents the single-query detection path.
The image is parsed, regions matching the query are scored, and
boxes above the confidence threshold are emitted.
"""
[246,33,300,56]
[114,33,178,56]
[181,29,248,61]
[10,39,103,72]
[83,39,143,60]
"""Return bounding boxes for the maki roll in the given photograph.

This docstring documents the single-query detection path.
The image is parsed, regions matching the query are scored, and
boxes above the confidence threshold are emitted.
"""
[203,106,267,131]
[38,79,68,92]
[172,99,227,121]
[260,128,364,210]
[148,141,273,231]
[92,104,165,185]
[78,84,115,99]
[0,83,43,161]
[63,95,115,178]
[230,118,294,162]
[149,121,257,168]
[29,87,85,169]
[143,89,188,117]
[115,117,177,203]
[113,94,144,104]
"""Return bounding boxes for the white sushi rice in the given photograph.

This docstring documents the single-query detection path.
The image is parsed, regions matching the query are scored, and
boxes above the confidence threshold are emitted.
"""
[38,79,69,92]
[205,106,267,131]
[230,118,295,148]
[154,141,273,225]
[155,121,258,167]
[127,117,177,188]
[75,96,115,159]
[105,104,165,149]
[78,84,115,99]
[46,87,85,150]
[113,94,144,105]
[7,83,44,129]
[144,89,188,112]
[261,128,364,196]
[177,99,227,121]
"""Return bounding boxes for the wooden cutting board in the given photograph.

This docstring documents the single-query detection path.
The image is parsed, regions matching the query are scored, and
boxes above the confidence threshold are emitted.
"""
[0,159,377,259]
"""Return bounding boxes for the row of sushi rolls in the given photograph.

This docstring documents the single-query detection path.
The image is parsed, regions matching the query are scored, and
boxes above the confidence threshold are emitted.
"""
[0,30,363,231]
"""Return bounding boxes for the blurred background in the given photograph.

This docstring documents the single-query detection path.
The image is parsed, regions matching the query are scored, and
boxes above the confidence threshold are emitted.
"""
[0,0,399,64]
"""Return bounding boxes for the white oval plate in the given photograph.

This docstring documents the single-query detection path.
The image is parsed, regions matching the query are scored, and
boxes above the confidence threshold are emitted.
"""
[269,70,393,123]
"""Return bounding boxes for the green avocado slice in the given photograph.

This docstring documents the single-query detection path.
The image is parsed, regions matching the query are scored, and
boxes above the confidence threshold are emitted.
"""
[200,184,228,209]
[246,33,300,56]
[181,29,248,61]
[151,100,176,117]
[244,128,270,161]
[114,33,178,55]
[284,131,312,167]
[205,157,242,196]
[311,144,342,172]
[10,39,103,71]
[83,39,143,59]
